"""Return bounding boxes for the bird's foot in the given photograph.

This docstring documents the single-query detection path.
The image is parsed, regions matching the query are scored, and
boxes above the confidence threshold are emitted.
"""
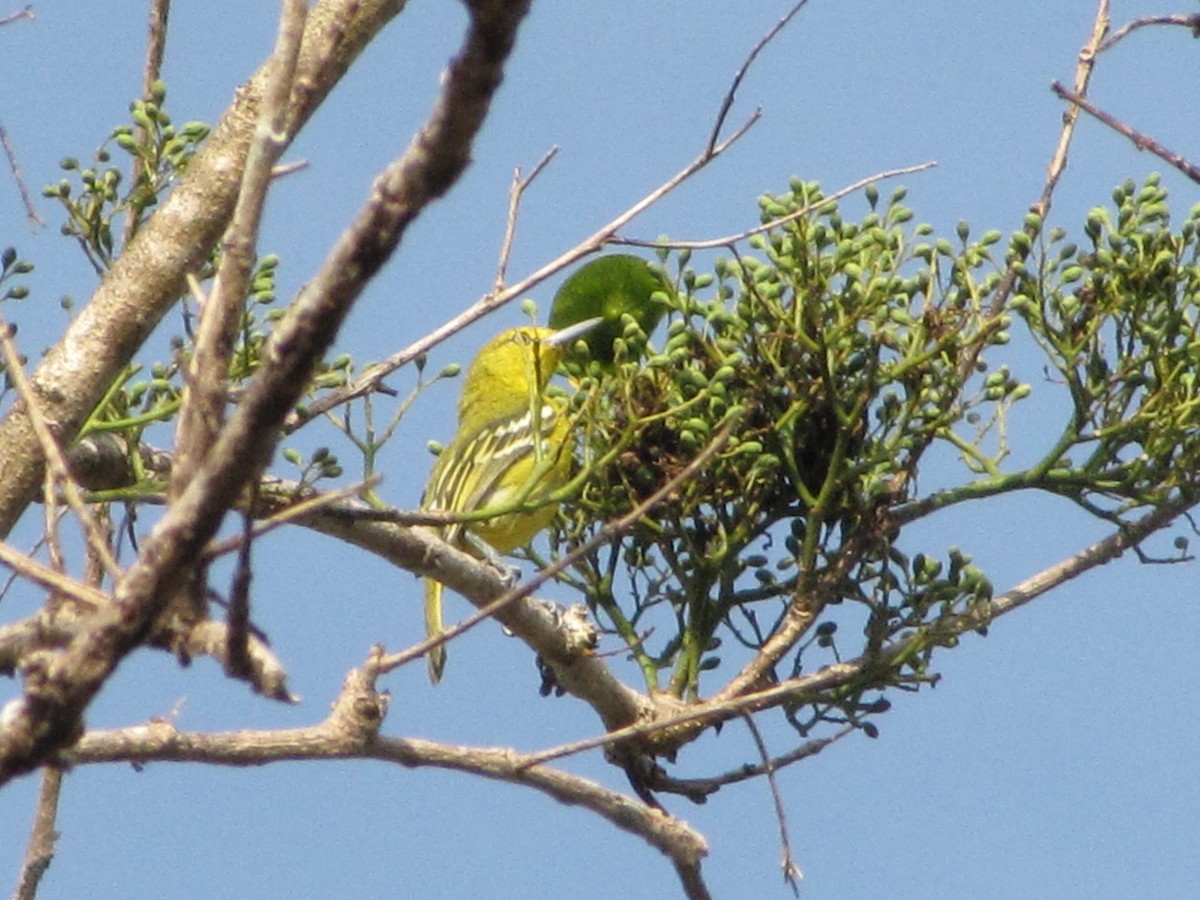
[464,533,521,588]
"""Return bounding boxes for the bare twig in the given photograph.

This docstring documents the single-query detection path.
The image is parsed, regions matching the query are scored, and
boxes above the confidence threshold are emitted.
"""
[0,531,48,605]
[124,0,171,245]
[0,5,33,27]
[494,146,559,292]
[742,713,802,894]
[0,124,44,229]
[13,767,63,900]
[707,0,809,155]
[173,0,305,494]
[204,476,382,558]
[664,725,853,793]
[0,541,109,610]
[165,0,308,646]
[1028,0,1111,238]
[1052,81,1200,185]
[225,502,256,682]
[139,0,171,112]
[270,159,309,179]
[1098,12,1200,54]
[616,161,937,251]
[0,318,122,583]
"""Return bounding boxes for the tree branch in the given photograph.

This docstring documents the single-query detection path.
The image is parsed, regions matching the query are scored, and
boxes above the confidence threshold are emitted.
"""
[0,0,528,782]
[60,654,709,875]
[517,491,1195,767]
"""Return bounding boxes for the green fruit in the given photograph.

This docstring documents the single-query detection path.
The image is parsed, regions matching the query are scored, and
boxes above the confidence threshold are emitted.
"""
[549,254,673,364]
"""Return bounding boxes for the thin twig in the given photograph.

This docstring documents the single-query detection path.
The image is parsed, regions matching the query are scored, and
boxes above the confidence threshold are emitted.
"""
[1098,12,1200,54]
[173,0,305,493]
[225,498,256,681]
[742,713,802,894]
[0,124,45,229]
[0,318,122,582]
[707,0,809,155]
[1052,81,1200,185]
[616,161,937,251]
[270,159,309,179]
[0,531,47,604]
[1029,1,1110,237]
[0,540,109,610]
[669,725,853,792]
[494,146,559,292]
[203,476,382,559]
[0,5,34,27]
[13,767,63,900]
[124,0,171,246]
[167,0,307,641]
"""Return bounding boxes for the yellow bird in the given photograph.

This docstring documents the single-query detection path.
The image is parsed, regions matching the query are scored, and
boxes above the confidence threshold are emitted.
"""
[420,320,597,683]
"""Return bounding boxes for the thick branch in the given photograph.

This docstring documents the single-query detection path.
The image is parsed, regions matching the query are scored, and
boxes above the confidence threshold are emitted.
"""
[60,658,708,870]
[269,494,654,732]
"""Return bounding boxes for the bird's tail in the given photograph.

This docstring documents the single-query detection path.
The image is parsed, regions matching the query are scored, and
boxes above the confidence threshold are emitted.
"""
[424,577,447,684]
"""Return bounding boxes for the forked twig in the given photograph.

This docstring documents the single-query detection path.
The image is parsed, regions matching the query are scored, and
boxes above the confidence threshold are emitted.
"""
[494,146,559,292]
[708,0,810,155]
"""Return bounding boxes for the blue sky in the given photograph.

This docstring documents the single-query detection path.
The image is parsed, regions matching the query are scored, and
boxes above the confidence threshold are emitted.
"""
[2,2,1199,898]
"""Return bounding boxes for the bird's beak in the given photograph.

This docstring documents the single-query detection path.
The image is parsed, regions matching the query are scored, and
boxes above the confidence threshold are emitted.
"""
[547,316,604,347]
